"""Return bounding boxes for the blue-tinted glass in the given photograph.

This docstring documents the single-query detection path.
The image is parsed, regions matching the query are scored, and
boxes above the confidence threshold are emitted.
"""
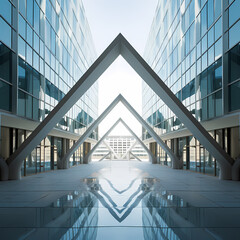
[208,64,215,94]
[51,28,56,55]
[200,69,208,98]
[229,80,240,111]
[215,37,222,60]
[18,36,26,60]
[214,17,222,40]
[0,80,11,111]
[27,0,34,26]
[229,20,240,49]
[33,97,39,120]
[27,24,33,46]
[33,33,39,53]
[46,0,52,22]
[0,17,11,48]
[215,0,222,19]
[202,34,207,53]
[228,43,240,83]
[19,0,26,17]
[229,0,240,27]
[33,51,39,71]
[26,94,32,119]
[214,58,222,90]
[208,27,214,47]
[189,0,195,24]
[208,94,215,118]
[34,1,40,34]
[18,90,26,116]
[45,20,51,48]
[40,10,45,40]
[197,42,201,59]
[0,42,11,83]
[201,97,208,120]
[33,70,40,98]
[215,90,222,117]
[18,14,26,39]
[0,0,11,24]
[26,44,32,65]
[208,45,214,65]
[208,0,214,28]
[201,4,207,37]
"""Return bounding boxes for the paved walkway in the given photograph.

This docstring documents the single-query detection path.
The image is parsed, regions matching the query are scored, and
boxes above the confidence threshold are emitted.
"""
[0,161,240,240]
[0,161,240,207]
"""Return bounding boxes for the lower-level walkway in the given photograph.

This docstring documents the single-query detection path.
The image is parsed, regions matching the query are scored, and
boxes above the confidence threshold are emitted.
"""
[0,160,240,239]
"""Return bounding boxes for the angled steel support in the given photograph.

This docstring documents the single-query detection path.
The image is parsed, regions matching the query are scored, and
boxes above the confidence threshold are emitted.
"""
[84,119,122,163]
[5,34,234,180]
[99,152,111,162]
[121,140,138,160]
[103,140,119,160]
[119,119,155,162]
[130,152,142,162]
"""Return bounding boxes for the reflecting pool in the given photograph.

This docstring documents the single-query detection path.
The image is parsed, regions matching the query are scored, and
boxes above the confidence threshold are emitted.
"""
[0,163,240,239]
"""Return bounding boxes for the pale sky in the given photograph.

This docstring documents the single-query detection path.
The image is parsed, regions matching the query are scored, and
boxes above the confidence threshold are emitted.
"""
[82,0,158,137]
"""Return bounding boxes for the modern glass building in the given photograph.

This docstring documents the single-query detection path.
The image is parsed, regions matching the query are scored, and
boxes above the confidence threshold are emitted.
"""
[0,0,98,176]
[143,0,240,176]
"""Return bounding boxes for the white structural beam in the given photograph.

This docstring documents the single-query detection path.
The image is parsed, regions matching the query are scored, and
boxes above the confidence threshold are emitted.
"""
[121,140,138,160]
[103,141,119,160]
[99,152,111,162]
[130,152,142,162]
[119,119,155,162]
[84,119,122,163]
[5,34,234,180]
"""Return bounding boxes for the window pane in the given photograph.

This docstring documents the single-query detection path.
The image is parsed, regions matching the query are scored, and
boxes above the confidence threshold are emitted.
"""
[208,0,214,28]
[0,17,11,48]
[27,24,33,46]
[19,14,26,39]
[228,43,240,83]
[26,44,32,65]
[26,94,32,119]
[200,69,207,98]
[214,0,221,20]
[201,5,207,37]
[215,90,222,117]
[229,20,240,49]
[33,70,40,98]
[19,0,26,17]
[18,36,26,60]
[229,80,240,111]
[0,43,12,83]
[208,94,215,119]
[34,1,40,34]
[33,97,39,120]
[27,0,34,26]
[0,80,11,111]
[215,38,222,60]
[214,17,222,40]
[0,0,12,24]
[229,0,240,27]
[18,90,26,117]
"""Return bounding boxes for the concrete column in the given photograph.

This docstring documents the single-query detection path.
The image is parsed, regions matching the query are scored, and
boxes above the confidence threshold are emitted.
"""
[83,142,91,164]
[149,142,157,164]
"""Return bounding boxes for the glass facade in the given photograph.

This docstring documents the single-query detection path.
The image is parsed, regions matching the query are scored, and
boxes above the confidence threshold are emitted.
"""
[143,0,240,176]
[0,0,98,176]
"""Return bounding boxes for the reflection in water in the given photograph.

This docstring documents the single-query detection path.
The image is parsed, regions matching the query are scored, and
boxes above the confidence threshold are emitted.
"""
[1,168,240,239]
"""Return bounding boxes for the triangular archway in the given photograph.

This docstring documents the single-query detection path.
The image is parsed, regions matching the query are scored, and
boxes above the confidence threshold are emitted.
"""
[84,118,154,163]
[6,34,234,180]
[58,95,178,169]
